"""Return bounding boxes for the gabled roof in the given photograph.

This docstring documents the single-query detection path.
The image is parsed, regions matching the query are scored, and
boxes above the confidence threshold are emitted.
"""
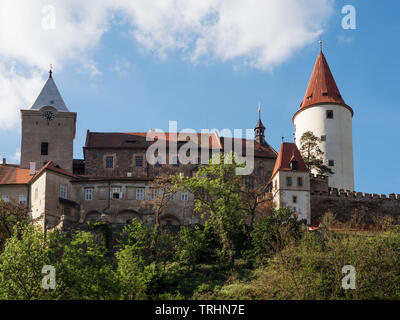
[30,161,77,184]
[270,142,309,181]
[0,164,34,185]
[84,131,222,150]
[31,74,69,112]
[300,51,346,109]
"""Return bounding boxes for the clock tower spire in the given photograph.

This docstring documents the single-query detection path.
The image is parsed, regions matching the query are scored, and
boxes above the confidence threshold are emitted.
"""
[20,70,76,172]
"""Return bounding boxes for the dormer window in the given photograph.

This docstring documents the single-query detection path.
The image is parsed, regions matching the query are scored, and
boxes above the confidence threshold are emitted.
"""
[322,92,328,96]
[290,160,298,171]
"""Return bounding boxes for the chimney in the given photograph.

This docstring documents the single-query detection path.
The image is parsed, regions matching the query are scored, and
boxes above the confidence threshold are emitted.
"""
[2,158,5,165]
[29,162,36,176]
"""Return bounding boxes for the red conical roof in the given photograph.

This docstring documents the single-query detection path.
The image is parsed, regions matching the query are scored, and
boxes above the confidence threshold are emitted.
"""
[300,51,345,109]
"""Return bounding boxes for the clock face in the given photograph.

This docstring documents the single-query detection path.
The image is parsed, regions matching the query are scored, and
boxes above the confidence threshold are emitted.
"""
[42,111,55,121]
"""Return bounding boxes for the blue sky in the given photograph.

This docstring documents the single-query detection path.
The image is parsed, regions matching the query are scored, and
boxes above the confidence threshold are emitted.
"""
[0,0,399,194]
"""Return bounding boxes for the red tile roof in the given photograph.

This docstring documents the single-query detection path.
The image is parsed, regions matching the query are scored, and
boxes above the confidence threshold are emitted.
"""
[85,131,277,159]
[32,161,77,181]
[300,52,346,109]
[85,131,222,150]
[0,164,33,185]
[270,142,310,181]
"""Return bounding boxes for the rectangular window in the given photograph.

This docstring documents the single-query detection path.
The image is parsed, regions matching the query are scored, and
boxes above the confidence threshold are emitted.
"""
[41,142,48,156]
[168,192,175,201]
[1,195,9,202]
[321,135,327,141]
[60,185,67,199]
[136,188,144,200]
[297,177,303,187]
[328,160,335,167]
[292,196,297,203]
[326,110,334,119]
[85,188,93,201]
[286,176,292,187]
[148,188,158,201]
[135,155,144,167]
[19,195,27,205]
[112,187,121,199]
[106,156,114,168]
[181,191,189,201]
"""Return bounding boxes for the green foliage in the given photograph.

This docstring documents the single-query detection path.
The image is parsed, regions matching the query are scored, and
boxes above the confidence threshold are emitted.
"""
[249,207,305,265]
[0,200,29,252]
[173,152,246,268]
[48,230,119,299]
[174,225,213,270]
[0,223,51,299]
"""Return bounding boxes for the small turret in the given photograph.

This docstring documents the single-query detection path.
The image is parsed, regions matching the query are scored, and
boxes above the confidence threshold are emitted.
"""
[254,103,266,145]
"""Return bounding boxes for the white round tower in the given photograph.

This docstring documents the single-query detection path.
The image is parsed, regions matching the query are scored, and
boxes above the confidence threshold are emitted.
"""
[293,49,354,191]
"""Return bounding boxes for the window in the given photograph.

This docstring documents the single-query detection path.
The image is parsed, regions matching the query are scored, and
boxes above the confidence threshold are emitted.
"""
[1,195,9,202]
[19,195,27,205]
[111,187,121,199]
[328,160,335,167]
[286,177,292,187]
[85,188,93,201]
[290,160,298,171]
[181,191,189,201]
[326,110,334,119]
[148,188,158,200]
[297,177,303,187]
[322,92,328,96]
[105,156,114,168]
[244,176,254,189]
[60,185,67,199]
[321,135,327,141]
[135,155,143,167]
[168,192,175,201]
[136,188,144,200]
[292,196,297,203]
[41,142,48,155]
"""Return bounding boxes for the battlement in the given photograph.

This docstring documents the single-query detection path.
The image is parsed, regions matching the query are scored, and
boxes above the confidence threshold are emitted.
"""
[311,190,400,201]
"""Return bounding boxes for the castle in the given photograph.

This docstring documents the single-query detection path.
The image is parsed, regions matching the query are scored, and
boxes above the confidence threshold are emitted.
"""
[1,48,399,231]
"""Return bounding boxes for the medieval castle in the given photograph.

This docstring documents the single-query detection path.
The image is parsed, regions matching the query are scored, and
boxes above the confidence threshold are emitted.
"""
[1,48,399,231]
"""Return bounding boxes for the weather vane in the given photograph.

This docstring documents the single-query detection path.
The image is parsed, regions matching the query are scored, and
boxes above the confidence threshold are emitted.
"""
[49,64,53,77]
[319,38,323,52]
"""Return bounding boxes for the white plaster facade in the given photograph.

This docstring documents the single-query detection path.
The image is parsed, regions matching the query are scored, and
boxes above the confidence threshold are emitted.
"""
[294,103,354,191]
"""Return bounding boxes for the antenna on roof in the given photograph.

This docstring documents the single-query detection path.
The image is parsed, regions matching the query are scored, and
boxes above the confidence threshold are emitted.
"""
[49,64,53,78]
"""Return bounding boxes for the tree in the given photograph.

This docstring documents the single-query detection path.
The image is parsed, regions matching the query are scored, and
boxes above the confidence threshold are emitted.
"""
[240,174,273,234]
[173,152,245,268]
[299,131,333,175]
[143,174,176,254]
[0,200,29,252]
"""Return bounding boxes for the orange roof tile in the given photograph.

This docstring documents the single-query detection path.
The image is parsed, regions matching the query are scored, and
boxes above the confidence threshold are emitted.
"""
[0,164,33,185]
[34,161,76,179]
[270,142,309,182]
[300,51,346,109]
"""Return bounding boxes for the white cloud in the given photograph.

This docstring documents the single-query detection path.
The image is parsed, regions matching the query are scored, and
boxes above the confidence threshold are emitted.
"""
[0,0,335,130]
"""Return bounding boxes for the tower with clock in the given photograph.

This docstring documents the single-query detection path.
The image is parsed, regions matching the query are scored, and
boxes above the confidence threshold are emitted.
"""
[20,69,77,172]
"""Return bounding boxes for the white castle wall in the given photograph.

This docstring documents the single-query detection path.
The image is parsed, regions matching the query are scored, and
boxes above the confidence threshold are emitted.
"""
[294,103,354,191]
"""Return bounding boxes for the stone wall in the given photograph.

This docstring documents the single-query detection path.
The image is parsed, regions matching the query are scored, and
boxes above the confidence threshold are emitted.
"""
[310,190,400,225]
